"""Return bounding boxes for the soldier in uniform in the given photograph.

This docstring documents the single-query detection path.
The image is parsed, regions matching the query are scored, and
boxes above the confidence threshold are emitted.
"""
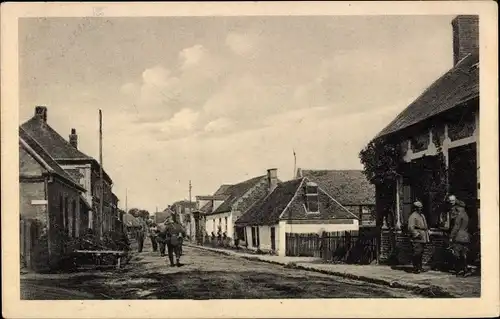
[164,213,186,267]
[408,201,430,274]
[447,195,472,277]
[156,219,168,257]
[148,219,158,253]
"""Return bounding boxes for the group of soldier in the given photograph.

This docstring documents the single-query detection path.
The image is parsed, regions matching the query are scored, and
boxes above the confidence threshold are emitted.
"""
[408,194,473,276]
[136,213,187,267]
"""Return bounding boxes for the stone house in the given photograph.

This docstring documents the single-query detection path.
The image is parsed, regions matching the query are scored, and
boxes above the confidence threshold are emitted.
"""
[235,177,359,256]
[296,169,376,227]
[21,106,117,238]
[199,169,279,240]
[368,15,480,266]
[19,127,89,271]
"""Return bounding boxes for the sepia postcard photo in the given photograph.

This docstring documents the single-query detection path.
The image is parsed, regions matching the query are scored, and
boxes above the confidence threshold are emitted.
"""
[1,1,499,318]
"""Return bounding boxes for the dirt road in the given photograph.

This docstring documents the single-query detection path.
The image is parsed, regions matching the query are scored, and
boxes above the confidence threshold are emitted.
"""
[21,245,421,299]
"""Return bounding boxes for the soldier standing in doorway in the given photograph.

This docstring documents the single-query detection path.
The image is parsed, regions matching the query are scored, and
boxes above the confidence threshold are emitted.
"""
[447,195,472,277]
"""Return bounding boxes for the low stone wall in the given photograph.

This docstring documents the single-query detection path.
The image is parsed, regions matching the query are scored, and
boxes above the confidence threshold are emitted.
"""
[380,230,448,268]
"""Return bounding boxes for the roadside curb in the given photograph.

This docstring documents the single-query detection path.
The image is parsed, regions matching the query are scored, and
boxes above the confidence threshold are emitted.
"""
[187,244,456,298]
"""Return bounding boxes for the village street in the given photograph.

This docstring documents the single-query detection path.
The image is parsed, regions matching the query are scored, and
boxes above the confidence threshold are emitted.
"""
[21,242,421,299]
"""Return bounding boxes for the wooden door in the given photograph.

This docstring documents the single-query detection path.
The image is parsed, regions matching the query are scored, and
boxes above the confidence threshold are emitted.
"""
[270,227,276,251]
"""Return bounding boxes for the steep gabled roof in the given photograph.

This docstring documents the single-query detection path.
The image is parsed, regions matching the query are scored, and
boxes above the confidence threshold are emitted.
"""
[21,116,93,160]
[211,175,267,214]
[214,184,232,195]
[20,115,113,183]
[375,52,479,139]
[236,178,303,226]
[298,169,375,205]
[19,127,85,192]
[236,177,358,226]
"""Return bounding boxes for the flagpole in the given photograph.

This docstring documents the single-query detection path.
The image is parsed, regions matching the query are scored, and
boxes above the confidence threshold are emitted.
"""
[293,149,297,178]
[99,110,104,239]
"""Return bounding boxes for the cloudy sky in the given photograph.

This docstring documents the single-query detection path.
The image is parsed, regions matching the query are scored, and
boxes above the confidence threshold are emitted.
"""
[19,15,455,212]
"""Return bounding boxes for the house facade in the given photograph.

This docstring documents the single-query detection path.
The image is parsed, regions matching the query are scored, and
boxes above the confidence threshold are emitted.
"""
[21,106,117,238]
[235,177,359,256]
[367,15,480,266]
[19,127,88,271]
[296,169,376,227]
[170,200,197,237]
[200,169,278,240]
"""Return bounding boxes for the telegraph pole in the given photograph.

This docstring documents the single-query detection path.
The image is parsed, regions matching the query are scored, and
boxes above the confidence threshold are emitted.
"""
[99,110,104,239]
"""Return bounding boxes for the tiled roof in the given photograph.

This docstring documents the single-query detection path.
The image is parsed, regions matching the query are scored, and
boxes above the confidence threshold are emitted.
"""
[19,127,85,192]
[21,115,113,183]
[214,184,232,195]
[199,200,214,214]
[299,169,375,205]
[376,52,479,138]
[236,179,302,226]
[211,175,267,214]
[21,116,92,160]
[236,178,358,226]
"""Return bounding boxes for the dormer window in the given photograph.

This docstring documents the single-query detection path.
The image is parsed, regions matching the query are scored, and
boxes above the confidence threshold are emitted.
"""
[305,182,319,213]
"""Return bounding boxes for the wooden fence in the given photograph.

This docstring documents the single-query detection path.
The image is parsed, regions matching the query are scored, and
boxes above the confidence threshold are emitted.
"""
[285,228,378,264]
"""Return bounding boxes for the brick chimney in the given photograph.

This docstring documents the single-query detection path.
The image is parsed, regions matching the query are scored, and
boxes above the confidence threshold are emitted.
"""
[34,106,48,122]
[452,15,479,65]
[267,168,278,193]
[69,128,78,149]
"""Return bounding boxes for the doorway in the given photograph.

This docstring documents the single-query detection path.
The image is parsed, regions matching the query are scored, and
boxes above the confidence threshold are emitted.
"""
[448,143,478,231]
[270,227,276,251]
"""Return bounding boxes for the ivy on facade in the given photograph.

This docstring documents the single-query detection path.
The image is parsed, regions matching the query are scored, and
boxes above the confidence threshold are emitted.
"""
[359,137,401,186]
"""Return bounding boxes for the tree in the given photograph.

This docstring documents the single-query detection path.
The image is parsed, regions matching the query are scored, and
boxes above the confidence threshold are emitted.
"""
[128,208,140,217]
[138,210,150,219]
[359,137,401,186]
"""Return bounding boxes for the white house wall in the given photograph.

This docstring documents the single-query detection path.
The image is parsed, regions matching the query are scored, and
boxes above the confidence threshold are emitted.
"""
[244,225,279,252]
[205,212,234,238]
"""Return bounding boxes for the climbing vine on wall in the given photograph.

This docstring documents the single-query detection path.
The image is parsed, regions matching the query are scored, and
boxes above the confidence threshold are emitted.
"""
[359,137,402,225]
[359,137,401,186]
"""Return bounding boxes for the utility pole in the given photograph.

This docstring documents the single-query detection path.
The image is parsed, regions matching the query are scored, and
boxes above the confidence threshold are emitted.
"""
[189,180,192,205]
[189,180,193,238]
[125,188,128,213]
[99,109,104,240]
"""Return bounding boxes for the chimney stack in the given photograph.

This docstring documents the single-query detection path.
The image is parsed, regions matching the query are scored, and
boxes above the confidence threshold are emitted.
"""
[452,15,479,65]
[267,168,278,193]
[34,106,48,122]
[69,128,78,149]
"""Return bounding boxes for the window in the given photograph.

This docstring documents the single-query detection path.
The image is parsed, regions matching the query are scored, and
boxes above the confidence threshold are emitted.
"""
[251,226,260,247]
[224,217,228,233]
[71,200,76,237]
[59,195,64,232]
[235,227,245,241]
[213,219,216,232]
[305,182,319,212]
[402,182,413,226]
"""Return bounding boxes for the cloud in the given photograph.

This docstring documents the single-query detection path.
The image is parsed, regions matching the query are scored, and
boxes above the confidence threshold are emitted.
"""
[225,32,258,57]
[179,44,208,70]
[204,117,236,133]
